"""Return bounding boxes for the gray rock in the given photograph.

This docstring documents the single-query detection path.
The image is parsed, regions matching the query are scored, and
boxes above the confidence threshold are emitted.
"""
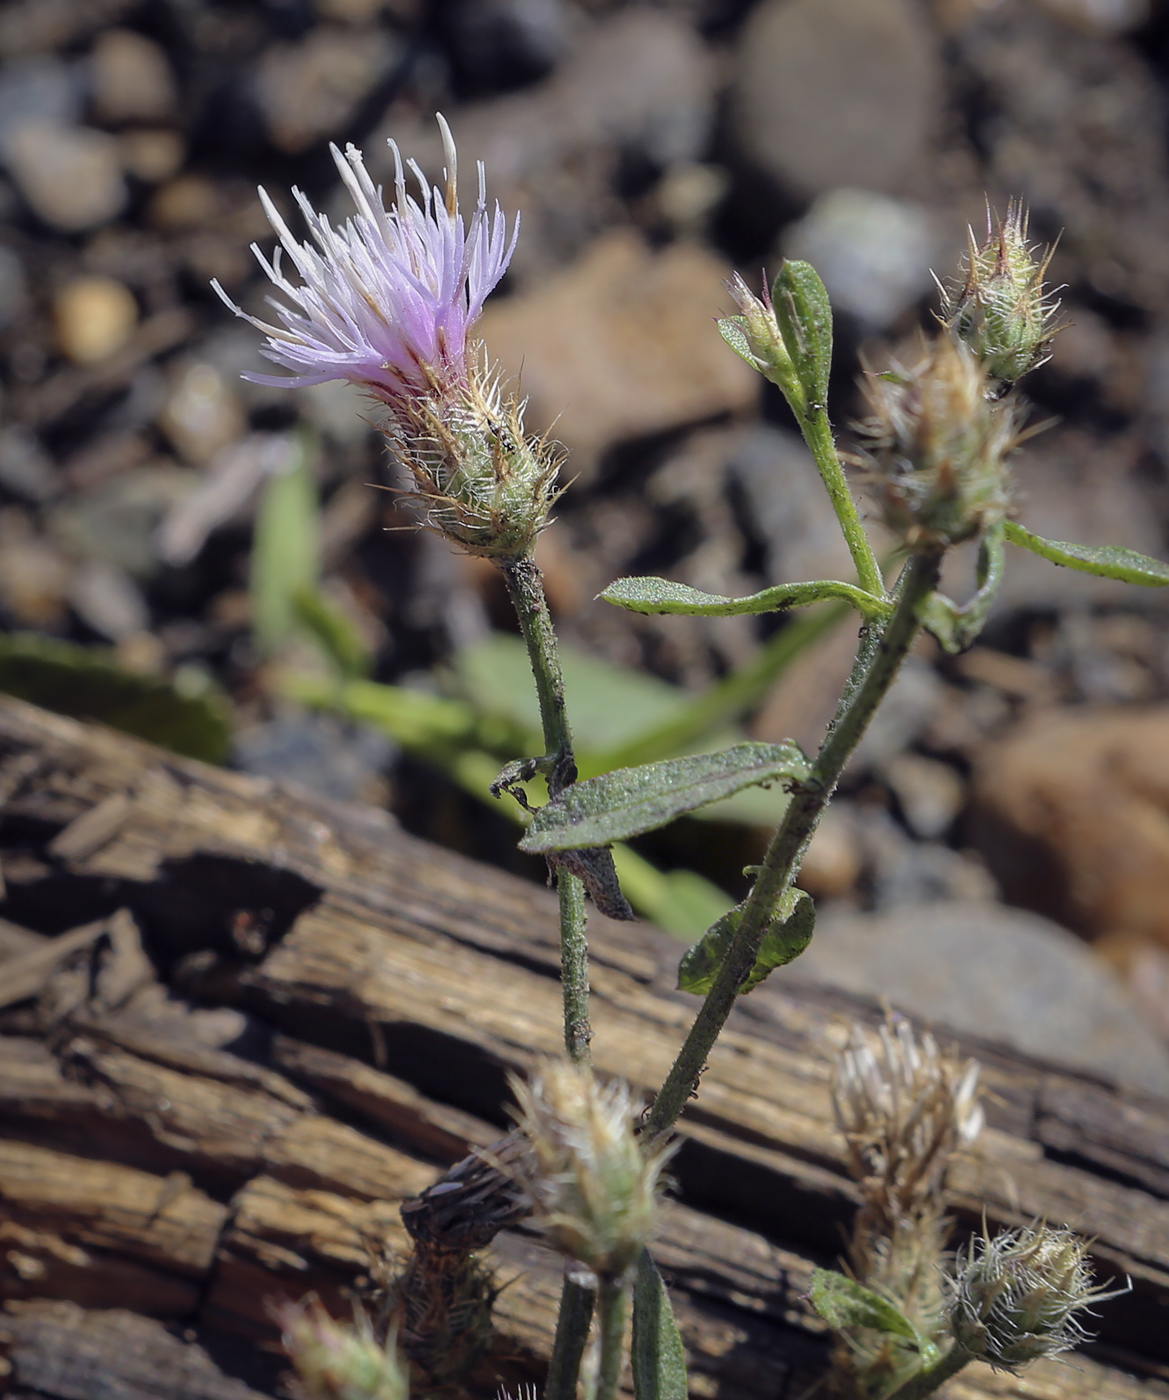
[785,900,1169,1097]
[730,0,942,198]
[234,712,396,806]
[5,120,126,231]
[0,425,58,502]
[783,189,938,331]
[0,57,81,153]
[67,559,149,641]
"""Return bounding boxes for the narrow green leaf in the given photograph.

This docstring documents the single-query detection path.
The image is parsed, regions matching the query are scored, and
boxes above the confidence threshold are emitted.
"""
[717,316,759,370]
[632,1249,689,1400]
[1004,520,1169,586]
[251,431,320,656]
[601,575,890,621]
[809,1269,920,1342]
[518,741,809,854]
[772,260,833,409]
[677,885,814,995]
[293,585,372,679]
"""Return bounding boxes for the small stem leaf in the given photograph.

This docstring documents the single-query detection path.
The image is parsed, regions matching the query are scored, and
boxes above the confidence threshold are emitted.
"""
[772,260,833,408]
[518,742,809,854]
[917,524,1004,654]
[600,575,891,621]
[1005,520,1169,585]
[718,316,761,370]
[678,885,815,995]
[808,1269,920,1343]
[632,1249,689,1400]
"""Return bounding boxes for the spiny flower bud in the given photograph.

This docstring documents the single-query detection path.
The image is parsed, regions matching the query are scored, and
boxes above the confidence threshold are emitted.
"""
[949,1223,1128,1371]
[939,201,1061,390]
[504,1059,673,1281]
[855,335,1022,550]
[274,1298,408,1400]
[392,353,562,559]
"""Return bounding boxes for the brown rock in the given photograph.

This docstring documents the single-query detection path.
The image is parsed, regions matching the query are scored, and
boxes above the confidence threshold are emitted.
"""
[6,121,126,232]
[730,0,942,198]
[89,28,177,125]
[53,276,138,366]
[969,706,1169,950]
[254,28,395,154]
[477,230,757,476]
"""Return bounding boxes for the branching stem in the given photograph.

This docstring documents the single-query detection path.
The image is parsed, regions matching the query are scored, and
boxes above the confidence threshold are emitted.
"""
[645,551,941,1140]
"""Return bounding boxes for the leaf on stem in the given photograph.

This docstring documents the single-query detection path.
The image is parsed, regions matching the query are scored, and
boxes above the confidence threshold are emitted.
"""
[808,1268,922,1344]
[518,742,809,853]
[1004,520,1169,586]
[916,524,1005,655]
[677,885,815,995]
[772,260,833,410]
[600,575,891,621]
[631,1248,689,1400]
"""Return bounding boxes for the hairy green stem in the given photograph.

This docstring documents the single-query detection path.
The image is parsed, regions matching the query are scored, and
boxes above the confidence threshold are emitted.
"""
[596,1276,631,1400]
[501,554,591,1065]
[883,1346,971,1400]
[645,551,941,1140]
[801,407,886,601]
[545,1268,597,1400]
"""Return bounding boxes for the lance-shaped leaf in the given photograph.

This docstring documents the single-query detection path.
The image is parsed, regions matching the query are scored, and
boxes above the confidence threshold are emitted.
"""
[632,1249,688,1400]
[518,741,809,854]
[600,575,891,622]
[678,885,814,995]
[809,1269,923,1344]
[772,260,833,411]
[1005,520,1169,586]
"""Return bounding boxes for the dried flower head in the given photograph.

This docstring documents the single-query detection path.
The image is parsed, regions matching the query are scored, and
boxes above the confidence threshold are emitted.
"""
[504,1059,673,1281]
[213,115,516,402]
[938,201,1062,390]
[949,1222,1128,1370]
[855,335,1022,549]
[273,1298,408,1400]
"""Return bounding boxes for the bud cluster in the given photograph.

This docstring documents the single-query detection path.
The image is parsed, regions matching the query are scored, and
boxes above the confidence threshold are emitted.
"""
[940,202,1062,391]
[855,335,1023,550]
[505,1059,672,1281]
[949,1223,1126,1371]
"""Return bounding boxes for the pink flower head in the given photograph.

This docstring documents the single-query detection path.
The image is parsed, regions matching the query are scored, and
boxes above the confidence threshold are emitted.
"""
[213,114,518,402]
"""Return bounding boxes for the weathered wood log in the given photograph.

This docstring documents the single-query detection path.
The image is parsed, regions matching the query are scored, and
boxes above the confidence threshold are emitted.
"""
[1,695,1168,1399]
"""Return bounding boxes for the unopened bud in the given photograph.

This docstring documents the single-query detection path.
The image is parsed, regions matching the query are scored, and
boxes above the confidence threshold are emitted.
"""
[504,1060,673,1281]
[393,354,562,561]
[940,202,1061,389]
[855,335,1021,550]
[719,273,802,408]
[949,1223,1128,1371]
[274,1298,408,1400]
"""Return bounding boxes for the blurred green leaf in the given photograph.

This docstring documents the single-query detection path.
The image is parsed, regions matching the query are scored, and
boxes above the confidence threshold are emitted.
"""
[1004,520,1169,586]
[0,633,231,763]
[677,885,814,995]
[601,575,889,621]
[519,742,809,854]
[251,431,320,656]
[632,1249,689,1400]
[610,844,731,938]
[292,585,372,679]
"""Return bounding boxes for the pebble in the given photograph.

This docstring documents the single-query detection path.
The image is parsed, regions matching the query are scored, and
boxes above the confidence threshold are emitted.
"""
[67,557,149,641]
[0,56,80,151]
[730,0,942,197]
[234,711,396,807]
[881,752,966,840]
[118,128,184,182]
[785,900,1169,1097]
[0,426,59,502]
[89,28,177,125]
[0,508,70,629]
[477,229,757,477]
[254,28,396,154]
[444,0,572,92]
[970,706,1169,953]
[53,275,138,365]
[5,120,126,231]
[783,189,937,331]
[159,362,247,464]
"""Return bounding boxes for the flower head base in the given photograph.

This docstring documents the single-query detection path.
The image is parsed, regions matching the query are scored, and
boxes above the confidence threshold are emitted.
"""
[214,115,517,402]
[855,335,1022,550]
[504,1059,673,1281]
[949,1223,1128,1370]
[939,201,1062,390]
[273,1298,408,1400]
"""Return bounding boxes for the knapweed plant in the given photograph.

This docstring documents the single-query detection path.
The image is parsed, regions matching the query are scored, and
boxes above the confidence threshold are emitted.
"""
[221,126,1147,1399]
